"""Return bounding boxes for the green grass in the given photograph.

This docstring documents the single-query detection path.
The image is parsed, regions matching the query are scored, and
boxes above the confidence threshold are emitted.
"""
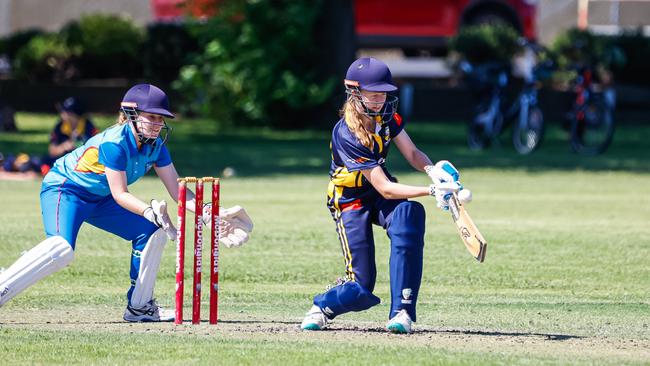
[0,113,649,365]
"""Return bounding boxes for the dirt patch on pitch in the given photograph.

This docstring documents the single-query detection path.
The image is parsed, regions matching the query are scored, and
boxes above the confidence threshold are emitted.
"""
[1,309,648,363]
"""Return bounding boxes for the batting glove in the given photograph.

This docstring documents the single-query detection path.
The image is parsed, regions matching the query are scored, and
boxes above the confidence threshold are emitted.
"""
[424,160,460,184]
[143,200,177,241]
[425,160,466,211]
[429,182,461,211]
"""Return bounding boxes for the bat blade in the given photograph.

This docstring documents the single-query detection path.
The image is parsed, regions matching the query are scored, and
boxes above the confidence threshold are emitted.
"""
[448,193,487,262]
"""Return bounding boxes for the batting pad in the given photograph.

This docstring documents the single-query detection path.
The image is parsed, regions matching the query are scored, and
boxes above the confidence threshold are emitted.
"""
[130,228,167,308]
[0,236,73,307]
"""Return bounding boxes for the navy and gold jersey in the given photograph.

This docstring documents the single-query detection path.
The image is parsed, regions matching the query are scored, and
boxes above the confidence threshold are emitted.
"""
[328,113,405,210]
[50,118,99,158]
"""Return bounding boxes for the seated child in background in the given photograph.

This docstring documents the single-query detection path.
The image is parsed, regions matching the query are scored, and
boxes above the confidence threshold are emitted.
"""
[43,97,99,172]
[0,97,98,178]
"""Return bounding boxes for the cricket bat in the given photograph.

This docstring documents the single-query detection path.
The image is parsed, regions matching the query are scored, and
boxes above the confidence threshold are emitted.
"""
[447,192,487,262]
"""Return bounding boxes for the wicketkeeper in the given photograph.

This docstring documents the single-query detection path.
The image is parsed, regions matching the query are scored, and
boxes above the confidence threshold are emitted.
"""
[0,84,253,322]
[300,57,468,333]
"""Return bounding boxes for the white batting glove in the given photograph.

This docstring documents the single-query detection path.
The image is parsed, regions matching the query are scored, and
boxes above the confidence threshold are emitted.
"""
[143,200,177,241]
[429,182,461,211]
[425,160,464,211]
[424,160,460,184]
[434,160,472,204]
[202,204,253,248]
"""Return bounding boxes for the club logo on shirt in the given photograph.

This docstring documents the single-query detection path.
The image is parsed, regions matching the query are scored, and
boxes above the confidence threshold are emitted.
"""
[74,147,106,174]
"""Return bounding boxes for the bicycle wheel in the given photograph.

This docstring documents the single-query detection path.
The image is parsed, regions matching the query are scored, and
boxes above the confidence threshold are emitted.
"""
[468,112,502,150]
[468,93,503,150]
[512,105,544,154]
[570,93,615,155]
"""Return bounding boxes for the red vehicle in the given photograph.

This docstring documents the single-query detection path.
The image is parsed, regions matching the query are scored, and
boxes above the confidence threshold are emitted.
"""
[151,0,217,20]
[151,0,537,54]
[355,0,537,55]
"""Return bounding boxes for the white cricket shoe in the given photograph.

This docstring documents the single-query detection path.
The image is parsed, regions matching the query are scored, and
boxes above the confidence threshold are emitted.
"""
[123,299,174,322]
[300,305,330,330]
[386,309,413,334]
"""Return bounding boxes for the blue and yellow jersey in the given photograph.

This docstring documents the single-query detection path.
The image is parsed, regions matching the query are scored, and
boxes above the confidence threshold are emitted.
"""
[42,123,172,200]
[328,113,405,210]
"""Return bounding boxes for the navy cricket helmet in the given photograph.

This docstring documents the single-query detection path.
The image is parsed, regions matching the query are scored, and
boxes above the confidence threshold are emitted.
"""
[121,83,175,119]
[121,83,173,145]
[344,57,397,92]
[344,57,398,122]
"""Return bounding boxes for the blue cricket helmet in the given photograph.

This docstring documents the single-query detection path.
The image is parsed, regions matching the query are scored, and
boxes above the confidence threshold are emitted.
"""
[121,84,175,119]
[344,57,397,92]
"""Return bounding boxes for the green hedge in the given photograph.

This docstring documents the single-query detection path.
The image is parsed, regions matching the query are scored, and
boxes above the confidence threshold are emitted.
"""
[5,14,145,81]
[606,30,650,86]
[550,28,625,70]
[61,14,145,79]
[173,0,336,128]
[449,24,521,64]
[0,28,44,61]
[142,22,200,83]
[13,34,80,82]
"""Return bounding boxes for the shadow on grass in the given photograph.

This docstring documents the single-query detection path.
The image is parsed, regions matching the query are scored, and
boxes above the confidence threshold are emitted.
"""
[0,318,582,340]
[2,114,649,177]
[166,120,650,177]
[319,325,583,340]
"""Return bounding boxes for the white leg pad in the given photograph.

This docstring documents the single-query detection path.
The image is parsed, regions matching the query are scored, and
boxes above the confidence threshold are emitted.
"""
[130,228,167,308]
[0,236,74,307]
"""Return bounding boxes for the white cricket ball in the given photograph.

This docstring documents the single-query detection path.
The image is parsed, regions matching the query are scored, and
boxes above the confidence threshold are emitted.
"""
[458,189,472,204]
[222,166,236,178]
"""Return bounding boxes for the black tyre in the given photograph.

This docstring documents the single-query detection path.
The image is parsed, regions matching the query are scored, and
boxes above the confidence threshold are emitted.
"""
[512,105,544,154]
[570,93,615,155]
[468,111,503,150]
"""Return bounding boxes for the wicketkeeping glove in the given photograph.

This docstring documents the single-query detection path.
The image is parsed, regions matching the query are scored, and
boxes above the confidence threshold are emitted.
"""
[143,199,177,241]
[202,204,254,248]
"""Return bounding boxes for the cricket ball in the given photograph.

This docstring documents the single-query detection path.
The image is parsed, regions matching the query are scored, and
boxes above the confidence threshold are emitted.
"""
[458,189,472,203]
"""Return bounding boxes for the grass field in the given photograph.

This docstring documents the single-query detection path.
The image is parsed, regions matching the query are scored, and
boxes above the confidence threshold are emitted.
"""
[0,113,649,365]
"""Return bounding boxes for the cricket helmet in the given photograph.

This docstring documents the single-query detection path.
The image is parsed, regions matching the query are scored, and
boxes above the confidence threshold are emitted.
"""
[344,57,398,122]
[121,84,174,119]
[344,57,397,92]
[120,84,173,145]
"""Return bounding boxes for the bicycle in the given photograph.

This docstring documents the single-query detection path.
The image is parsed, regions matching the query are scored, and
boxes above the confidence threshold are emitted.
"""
[566,65,616,155]
[460,42,551,154]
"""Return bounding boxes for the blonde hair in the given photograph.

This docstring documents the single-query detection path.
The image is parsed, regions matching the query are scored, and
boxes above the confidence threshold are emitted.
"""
[341,98,374,149]
[116,112,128,125]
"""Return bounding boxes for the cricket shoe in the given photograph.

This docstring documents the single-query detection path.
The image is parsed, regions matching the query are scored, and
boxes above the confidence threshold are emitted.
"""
[300,305,330,330]
[386,309,413,334]
[123,299,174,322]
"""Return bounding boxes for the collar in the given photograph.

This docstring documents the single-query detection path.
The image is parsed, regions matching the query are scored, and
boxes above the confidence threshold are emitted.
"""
[61,118,86,137]
[124,123,142,156]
